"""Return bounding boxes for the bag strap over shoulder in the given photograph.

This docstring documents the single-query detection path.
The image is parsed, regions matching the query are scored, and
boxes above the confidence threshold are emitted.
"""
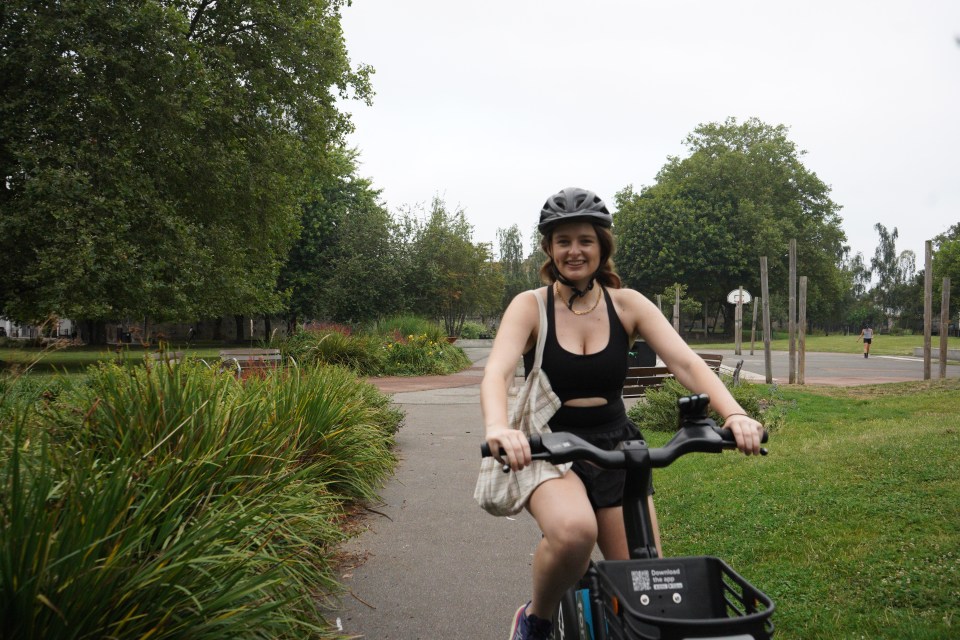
[530,288,549,374]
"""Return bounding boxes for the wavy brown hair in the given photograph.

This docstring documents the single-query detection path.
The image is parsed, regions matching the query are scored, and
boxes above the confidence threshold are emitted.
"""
[539,223,622,289]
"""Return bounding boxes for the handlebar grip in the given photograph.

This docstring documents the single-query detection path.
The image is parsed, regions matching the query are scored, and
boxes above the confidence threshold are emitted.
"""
[480,434,544,458]
[480,443,509,472]
[717,425,769,454]
[480,435,545,473]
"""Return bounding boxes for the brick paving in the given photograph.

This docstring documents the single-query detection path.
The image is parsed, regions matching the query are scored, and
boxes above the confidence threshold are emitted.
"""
[366,364,486,394]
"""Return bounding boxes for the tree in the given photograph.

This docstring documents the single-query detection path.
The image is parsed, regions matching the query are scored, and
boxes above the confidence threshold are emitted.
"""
[614,117,847,332]
[658,283,702,332]
[836,248,876,332]
[523,225,548,290]
[843,250,872,299]
[869,224,922,329]
[0,0,372,339]
[497,224,529,309]
[278,148,402,326]
[933,225,960,326]
[404,198,503,336]
[870,224,902,314]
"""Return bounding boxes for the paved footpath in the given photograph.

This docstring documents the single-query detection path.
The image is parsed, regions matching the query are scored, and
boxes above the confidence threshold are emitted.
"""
[332,343,958,638]
[334,349,539,640]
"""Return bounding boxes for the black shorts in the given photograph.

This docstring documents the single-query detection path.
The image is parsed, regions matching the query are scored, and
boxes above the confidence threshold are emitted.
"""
[863,338,872,344]
[553,415,652,510]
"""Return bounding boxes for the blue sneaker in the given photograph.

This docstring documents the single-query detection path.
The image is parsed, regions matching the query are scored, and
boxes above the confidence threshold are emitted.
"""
[509,602,553,640]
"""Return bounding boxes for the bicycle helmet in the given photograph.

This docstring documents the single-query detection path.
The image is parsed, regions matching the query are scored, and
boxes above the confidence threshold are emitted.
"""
[538,187,612,234]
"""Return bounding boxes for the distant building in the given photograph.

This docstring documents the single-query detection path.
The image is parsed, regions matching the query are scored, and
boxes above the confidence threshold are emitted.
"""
[0,317,75,340]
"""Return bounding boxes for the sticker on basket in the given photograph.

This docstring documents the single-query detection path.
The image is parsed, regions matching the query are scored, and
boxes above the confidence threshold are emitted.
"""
[630,566,685,592]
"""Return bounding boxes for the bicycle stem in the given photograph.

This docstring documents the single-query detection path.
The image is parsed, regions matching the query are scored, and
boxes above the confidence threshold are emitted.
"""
[619,440,660,560]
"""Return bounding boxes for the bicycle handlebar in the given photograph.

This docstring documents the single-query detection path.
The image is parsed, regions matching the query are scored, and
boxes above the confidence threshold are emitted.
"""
[481,394,768,471]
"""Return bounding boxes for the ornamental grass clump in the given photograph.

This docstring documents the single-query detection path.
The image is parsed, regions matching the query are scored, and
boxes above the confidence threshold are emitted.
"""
[283,329,385,375]
[0,360,401,639]
[371,314,446,342]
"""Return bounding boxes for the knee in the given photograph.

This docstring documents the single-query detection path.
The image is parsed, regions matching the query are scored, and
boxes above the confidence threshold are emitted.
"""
[543,512,597,556]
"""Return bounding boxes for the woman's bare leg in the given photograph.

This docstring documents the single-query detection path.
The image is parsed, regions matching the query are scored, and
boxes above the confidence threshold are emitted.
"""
[525,472,597,619]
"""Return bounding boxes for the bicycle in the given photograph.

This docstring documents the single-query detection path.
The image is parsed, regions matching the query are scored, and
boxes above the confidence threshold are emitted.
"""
[482,393,775,640]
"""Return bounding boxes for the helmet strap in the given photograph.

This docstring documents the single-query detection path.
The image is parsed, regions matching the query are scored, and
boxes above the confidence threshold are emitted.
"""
[552,264,596,310]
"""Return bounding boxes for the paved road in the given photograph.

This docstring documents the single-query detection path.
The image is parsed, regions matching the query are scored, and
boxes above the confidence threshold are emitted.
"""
[332,345,958,638]
[705,348,955,386]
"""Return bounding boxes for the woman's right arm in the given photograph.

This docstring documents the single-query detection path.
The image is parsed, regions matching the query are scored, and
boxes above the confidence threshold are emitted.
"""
[480,290,539,471]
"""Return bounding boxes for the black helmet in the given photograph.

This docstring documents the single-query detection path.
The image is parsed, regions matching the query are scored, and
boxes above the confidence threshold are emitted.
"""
[538,187,612,234]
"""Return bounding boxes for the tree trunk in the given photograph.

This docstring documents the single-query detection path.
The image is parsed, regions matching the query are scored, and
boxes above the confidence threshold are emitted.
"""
[264,316,272,343]
[234,315,244,343]
[81,319,108,345]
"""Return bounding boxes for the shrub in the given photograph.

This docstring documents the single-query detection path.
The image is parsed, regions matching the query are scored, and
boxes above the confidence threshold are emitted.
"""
[0,361,401,638]
[381,333,471,376]
[282,325,473,378]
[627,376,787,433]
[459,321,492,339]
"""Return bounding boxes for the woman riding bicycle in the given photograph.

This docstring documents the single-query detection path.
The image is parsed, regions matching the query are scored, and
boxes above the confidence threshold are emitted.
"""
[480,187,766,640]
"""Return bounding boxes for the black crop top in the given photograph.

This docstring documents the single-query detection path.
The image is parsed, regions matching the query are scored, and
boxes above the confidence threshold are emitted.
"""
[523,286,630,405]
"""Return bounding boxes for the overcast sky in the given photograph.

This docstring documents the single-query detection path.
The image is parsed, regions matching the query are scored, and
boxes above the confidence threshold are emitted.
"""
[339,1,960,276]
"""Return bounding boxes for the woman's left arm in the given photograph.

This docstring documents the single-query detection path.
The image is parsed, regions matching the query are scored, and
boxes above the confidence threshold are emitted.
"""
[618,289,765,455]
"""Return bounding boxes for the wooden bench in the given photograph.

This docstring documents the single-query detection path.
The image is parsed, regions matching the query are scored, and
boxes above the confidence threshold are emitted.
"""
[622,354,725,398]
[623,365,674,398]
[219,348,284,377]
[148,351,185,365]
[696,353,723,373]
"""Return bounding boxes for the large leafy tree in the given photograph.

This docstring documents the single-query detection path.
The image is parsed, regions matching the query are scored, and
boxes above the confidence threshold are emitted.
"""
[614,117,846,330]
[278,148,402,326]
[0,0,371,336]
[933,224,960,325]
[497,224,530,309]
[869,223,923,329]
[404,198,503,336]
[836,248,875,331]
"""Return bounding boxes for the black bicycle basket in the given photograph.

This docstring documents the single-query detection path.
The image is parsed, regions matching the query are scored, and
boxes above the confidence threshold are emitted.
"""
[592,556,775,639]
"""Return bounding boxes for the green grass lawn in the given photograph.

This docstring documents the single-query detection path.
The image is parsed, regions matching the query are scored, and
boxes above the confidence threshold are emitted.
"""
[650,378,960,639]
[693,333,960,357]
[0,344,223,374]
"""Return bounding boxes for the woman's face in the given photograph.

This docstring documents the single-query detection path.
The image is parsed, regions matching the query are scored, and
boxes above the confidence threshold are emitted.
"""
[549,221,601,284]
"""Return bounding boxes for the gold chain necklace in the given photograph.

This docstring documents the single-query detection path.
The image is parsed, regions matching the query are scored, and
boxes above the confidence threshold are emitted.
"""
[555,281,602,316]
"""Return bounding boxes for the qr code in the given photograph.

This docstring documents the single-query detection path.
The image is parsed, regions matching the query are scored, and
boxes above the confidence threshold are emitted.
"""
[631,569,651,592]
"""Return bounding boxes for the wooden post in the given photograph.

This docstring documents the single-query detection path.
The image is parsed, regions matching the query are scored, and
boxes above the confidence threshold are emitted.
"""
[673,285,680,333]
[940,277,951,379]
[760,257,773,384]
[924,240,932,380]
[798,276,807,385]
[789,239,797,384]
[750,296,758,356]
[733,285,743,356]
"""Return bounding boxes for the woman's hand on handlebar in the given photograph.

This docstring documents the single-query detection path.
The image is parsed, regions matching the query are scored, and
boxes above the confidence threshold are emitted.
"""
[485,427,532,471]
[722,414,766,456]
